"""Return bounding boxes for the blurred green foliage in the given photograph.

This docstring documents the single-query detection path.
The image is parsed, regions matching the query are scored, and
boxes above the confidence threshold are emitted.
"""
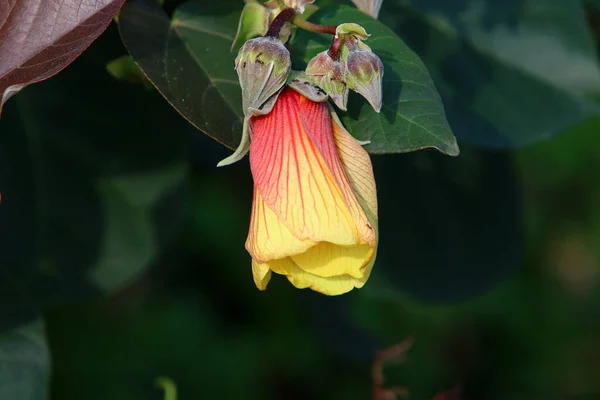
[1,1,600,400]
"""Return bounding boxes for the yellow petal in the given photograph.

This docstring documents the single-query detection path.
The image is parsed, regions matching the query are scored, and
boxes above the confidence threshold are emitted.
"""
[268,256,363,296]
[297,98,377,248]
[353,250,376,289]
[291,242,373,278]
[329,109,379,285]
[330,108,378,237]
[246,188,315,262]
[251,260,272,290]
[249,89,360,246]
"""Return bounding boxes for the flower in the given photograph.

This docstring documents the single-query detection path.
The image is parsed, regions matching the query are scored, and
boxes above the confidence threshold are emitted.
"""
[246,87,378,295]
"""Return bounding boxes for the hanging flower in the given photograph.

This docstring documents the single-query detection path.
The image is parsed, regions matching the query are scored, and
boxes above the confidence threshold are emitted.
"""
[246,86,378,295]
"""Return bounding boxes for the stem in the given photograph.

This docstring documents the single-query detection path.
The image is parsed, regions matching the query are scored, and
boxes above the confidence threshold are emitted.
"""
[327,37,342,60]
[329,36,358,60]
[292,16,337,35]
[265,8,297,38]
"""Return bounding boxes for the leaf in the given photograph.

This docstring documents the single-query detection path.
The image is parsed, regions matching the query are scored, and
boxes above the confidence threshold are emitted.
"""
[381,0,600,147]
[120,1,458,156]
[293,6,460,156]
[118,0,244,150]
[0,320,50,400]
[0,0,125,115]
[0,28,191,328]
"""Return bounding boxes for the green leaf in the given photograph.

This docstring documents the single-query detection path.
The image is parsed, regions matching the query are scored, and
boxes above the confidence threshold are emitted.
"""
[118,0,244,150]
[381,0,600,147]
[120,1,458,156]
[294,6,460,156]
[0,320,50,400]
[0,28,190,327]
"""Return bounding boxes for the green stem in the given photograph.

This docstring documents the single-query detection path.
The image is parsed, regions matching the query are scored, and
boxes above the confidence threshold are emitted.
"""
[292,16,337,35]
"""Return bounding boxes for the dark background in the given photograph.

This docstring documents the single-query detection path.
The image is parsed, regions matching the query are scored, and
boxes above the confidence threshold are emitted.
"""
[1,1,600,399]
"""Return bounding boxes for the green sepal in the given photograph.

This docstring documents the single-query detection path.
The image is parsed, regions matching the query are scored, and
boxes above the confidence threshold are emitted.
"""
[345,50,383,112]
[235,37,291,117]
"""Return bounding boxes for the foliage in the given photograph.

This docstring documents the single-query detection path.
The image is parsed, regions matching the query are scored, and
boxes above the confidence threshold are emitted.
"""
[0,0,126,114]
[0,0,599,399]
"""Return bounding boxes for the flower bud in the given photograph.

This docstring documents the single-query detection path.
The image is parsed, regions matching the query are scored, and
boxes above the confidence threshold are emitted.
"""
[345,50,384,112]
[306,51,348,110]
[306,50,335,76]
[235,37,291,117]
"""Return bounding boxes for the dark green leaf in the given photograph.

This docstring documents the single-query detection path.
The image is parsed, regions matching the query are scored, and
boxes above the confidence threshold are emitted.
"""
[381,0,600,147]
[294,6,460,156]
[118,0,244,150]
[0,320,49,400]
[0,27,190,328]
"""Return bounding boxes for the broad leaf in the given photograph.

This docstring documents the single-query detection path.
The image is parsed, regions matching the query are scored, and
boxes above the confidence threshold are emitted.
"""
[0,320,50,400]
[0,0,125,115]
[119,0,244,150]
[294,6,460,156]
[121,1,458,156]
[0,28,190,329]
[381,0,600,147]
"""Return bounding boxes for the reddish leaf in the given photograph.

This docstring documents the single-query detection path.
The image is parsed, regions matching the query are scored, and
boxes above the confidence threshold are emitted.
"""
[0,0,125,115]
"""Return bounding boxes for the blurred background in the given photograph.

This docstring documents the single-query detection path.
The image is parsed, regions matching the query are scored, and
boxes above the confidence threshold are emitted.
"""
[1,0,600,399]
